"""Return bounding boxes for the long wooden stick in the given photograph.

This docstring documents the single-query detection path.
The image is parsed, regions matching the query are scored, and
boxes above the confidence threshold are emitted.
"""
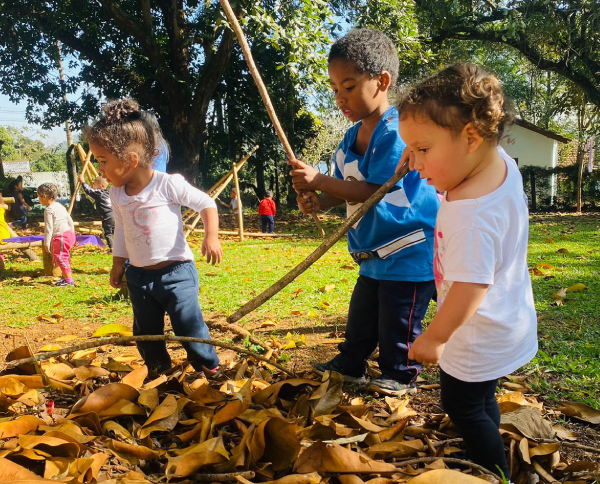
[1,334,294,376]
[76,144,99,180]
[232,162,244,241]
[227,163,410,323]
[218,0,325,237]
[68,149,93,214]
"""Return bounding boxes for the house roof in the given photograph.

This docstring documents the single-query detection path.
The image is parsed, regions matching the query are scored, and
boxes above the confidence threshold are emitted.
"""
[515,119,571,143]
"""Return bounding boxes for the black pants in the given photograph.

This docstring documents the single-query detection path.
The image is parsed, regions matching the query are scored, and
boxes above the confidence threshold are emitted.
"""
[335,276,435,383]
[102,215,115,250]
[440,369,510,479]
[126,261,219,373]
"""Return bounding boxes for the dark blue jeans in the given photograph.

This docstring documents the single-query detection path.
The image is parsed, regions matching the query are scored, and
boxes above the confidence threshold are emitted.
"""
[125,261,219,373]
[440,369,509,479]
[335,275,435,383]
[260,215,274,233]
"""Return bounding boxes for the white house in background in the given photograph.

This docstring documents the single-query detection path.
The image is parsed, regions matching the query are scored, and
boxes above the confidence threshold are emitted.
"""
[501,118,571,200]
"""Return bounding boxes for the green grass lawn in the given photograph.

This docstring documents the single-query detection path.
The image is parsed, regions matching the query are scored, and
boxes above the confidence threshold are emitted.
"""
[0,212,598,408]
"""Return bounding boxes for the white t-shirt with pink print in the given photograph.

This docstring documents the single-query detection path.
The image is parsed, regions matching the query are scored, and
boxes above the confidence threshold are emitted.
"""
[111,171,216,267]
[434,148,538,382]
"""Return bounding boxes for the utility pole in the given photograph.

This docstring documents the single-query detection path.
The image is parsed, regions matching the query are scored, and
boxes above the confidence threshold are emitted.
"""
[56,41,77,199]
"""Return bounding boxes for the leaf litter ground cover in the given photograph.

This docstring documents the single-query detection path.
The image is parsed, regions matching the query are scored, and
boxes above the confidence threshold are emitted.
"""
[0,213,599,483]
[1,346,600,484]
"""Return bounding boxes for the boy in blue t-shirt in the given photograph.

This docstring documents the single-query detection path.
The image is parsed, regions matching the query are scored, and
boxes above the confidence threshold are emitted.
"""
[291,28,439,396]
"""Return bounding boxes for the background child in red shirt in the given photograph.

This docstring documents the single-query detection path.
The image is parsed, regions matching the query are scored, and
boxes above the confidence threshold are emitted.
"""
[258,190,276,233]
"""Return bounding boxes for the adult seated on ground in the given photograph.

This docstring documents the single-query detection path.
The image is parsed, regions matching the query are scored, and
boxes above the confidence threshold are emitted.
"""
[7,176,32,230]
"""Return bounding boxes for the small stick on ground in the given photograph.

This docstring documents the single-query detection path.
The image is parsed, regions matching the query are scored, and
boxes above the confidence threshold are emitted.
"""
[538,438,600,455]
[227,163,410,324]
[1,335,295,377]
[207,319,268,349]
[193,471,255,482]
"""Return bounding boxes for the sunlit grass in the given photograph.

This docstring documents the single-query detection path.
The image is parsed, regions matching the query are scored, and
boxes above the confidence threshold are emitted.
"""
[1,212,599,407]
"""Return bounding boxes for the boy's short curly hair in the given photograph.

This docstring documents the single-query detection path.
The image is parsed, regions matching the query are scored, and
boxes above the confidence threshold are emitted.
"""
[329,29,399,89]
[397,63,514,142]
[37,183,59,200]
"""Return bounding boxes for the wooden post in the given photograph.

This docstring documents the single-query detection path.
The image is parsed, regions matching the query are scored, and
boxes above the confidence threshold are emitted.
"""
[232,162,244,241]
[218,0,325,237]
[43,250,62,277]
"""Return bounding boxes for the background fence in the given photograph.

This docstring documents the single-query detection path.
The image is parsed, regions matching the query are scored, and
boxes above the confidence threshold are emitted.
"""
[520,165,600,211]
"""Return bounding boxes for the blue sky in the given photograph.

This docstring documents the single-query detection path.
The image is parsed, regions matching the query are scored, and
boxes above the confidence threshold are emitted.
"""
[0,94,70,147]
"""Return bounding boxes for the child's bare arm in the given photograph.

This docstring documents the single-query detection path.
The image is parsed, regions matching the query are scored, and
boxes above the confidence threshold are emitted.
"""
[409,282,489,364]
[200,207,222,265]
[290,159,380,203]
[110,256,127,289]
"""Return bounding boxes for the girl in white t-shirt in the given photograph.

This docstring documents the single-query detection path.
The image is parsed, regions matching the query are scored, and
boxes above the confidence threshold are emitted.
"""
[84,98,222,376]
[397,64,537,480]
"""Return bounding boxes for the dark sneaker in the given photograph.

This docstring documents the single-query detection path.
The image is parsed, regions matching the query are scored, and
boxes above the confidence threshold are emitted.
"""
[368,377,417,396]
[311,359,367,385]
[55,279,75,287]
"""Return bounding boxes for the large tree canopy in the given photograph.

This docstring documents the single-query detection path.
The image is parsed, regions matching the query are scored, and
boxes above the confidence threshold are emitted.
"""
[415,0,600,108]
[0,0,333,183]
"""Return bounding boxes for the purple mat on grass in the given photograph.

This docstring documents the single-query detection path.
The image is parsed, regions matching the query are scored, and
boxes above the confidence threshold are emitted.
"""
[1,234,106,248]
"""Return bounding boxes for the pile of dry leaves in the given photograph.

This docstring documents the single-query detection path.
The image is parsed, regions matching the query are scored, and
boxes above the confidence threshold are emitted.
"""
[0,342,599,484]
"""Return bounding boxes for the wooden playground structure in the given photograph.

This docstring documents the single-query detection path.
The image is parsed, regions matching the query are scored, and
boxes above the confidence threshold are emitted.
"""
[1,142,295,276]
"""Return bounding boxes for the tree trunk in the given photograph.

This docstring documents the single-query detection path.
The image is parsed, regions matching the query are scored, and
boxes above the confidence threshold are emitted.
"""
[168,125,204,185]
[65,144,77,203]
[274,163,280,206]
[576,144,585,213]
[252,155,266,198]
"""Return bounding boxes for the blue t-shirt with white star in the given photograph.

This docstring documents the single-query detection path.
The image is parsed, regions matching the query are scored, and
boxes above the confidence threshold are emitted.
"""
[333,106,439,281]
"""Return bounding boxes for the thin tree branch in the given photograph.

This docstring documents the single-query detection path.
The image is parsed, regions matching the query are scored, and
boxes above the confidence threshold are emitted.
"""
[1,335,295,377]
[96,0,178,94]
[192,471,255,481]
[189,26,236,134]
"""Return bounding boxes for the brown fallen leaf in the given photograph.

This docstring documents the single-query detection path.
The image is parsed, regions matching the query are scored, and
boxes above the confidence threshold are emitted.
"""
[0,415,44,439]
[407,469,490,483]
[293,441,397,474]
[557,401,600,424]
